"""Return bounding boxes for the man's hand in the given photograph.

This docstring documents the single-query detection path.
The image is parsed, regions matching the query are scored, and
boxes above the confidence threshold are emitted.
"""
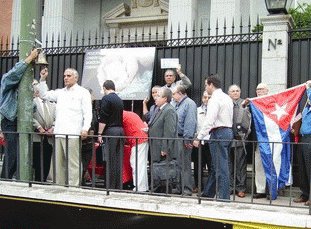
[161,151,167,157]
[193,140,199,148]
[143,96,149,105]
[176,64,183,76]
[241,98,250,108]
[25,49,39,64]
[45,127,54,136]
[40,68,48,81]
[185,142,193,149]
[37,126,46,134]
[306,80,311,89]
[81,130,88,140]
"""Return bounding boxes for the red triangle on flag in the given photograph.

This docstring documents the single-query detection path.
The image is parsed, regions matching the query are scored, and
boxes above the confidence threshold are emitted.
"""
[251,85,306,131]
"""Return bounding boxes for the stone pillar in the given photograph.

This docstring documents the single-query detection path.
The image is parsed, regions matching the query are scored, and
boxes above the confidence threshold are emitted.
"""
[261,15,294,93]
[42,0,74,47]
[168,0,197,39]
[11,0,21,42]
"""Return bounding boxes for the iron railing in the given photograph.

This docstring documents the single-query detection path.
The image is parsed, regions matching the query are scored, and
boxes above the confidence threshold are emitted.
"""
[0,132,309,212]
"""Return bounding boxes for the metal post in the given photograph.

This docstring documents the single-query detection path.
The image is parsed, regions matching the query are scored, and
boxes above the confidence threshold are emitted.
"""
[18,0,40,182]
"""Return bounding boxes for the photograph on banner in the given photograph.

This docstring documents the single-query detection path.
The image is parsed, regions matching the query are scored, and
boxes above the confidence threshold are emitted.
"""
[82,47,156,100]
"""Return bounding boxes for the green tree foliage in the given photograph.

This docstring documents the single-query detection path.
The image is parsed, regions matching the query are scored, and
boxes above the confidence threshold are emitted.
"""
[252,3,311,33]
[289,3,311,29]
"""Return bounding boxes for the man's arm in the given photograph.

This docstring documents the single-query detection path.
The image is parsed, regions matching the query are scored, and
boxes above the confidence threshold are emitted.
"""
[142,97,149,115]
[176,64,192,89]
[81,89,92,133]
[97,122,106,143]
[197,97,219,140]
[161,108,177,156]
[183,102,197,147]
[1,49,39,92]
[37,68,58,102]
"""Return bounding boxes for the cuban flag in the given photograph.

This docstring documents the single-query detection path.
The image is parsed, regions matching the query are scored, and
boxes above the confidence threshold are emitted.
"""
[249,84,306,200]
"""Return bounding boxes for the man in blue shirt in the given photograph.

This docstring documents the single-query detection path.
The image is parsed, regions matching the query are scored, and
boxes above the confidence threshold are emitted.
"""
[295,81,311,205]
[0,49,39,179]
[172,85,197,195]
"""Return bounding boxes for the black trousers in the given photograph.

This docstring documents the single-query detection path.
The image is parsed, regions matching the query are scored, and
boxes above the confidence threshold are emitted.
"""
[191,142,211,189]
[229,145,247,192]
[297,135,311,200]
[1,117,18,179]
[103,127,124,190]
[33,137,52,182]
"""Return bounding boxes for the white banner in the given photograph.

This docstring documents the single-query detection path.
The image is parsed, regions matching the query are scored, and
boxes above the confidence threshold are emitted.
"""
[82,47,156,100]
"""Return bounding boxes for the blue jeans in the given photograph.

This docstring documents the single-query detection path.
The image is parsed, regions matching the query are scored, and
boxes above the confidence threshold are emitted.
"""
[202,127,233,200]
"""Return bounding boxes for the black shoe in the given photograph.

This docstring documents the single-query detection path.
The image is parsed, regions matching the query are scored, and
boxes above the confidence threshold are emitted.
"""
[253,193,266,199]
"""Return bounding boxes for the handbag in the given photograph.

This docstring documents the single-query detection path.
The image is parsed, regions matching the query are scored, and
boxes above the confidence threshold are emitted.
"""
[151,159,181,187]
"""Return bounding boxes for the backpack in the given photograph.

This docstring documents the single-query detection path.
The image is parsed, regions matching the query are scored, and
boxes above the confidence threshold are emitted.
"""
[233,101,252,140]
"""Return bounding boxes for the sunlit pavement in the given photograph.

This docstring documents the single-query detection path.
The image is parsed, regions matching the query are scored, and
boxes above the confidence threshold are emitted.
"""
[0,181,310,228]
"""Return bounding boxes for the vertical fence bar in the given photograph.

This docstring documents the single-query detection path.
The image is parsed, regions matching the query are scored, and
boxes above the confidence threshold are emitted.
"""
[28,133,33,187]
[251,141,255,203]
[105,136,110,195]
[233,141,237,201]
[40,134,44,182]
[65,135,69,187]
[91,136,96,188]
[198,140,202,204]
[135,138,138,193]
[79,136,82,187]
[52,135,56,184]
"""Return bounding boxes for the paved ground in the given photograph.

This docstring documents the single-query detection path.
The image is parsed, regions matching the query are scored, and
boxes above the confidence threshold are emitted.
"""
[0,181,309,228]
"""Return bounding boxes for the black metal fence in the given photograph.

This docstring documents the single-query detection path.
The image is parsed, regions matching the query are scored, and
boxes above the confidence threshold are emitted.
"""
[288,27,311,88]
[0,132,309,211]
[1,20,263,106]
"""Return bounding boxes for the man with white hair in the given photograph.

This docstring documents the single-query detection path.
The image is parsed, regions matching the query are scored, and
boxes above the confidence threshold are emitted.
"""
[228,84,251,198]
[243,83,270,199]
[37,68,92,186]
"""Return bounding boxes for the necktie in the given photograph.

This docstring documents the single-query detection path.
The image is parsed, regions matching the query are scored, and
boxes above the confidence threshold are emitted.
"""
[42,100,50,129]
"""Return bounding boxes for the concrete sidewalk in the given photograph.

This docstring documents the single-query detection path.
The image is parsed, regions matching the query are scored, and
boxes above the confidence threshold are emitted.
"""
[0,181,309,228]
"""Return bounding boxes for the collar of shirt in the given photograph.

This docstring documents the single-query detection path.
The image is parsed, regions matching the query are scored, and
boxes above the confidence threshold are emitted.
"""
[198,104,207,114]
[160,103,167,110]
[176,96,187,108]
[65,83,78,91]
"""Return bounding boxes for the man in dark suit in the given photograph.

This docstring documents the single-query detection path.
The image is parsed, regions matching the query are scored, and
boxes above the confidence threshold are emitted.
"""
[148,87,178,162]
[32,78,56,182]
[148,88,179,192]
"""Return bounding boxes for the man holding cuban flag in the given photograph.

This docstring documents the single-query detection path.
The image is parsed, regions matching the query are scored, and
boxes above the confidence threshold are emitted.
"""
[246,83,306,200]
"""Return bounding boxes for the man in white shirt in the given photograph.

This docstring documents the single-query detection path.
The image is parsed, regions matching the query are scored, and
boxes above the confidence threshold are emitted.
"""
[37,68,92,186]
[193,75,233,200]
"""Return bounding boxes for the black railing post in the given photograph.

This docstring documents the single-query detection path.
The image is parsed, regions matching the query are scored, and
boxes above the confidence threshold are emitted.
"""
[198,140,202,204]
[29,133,33,187]
[105,136,110,195]
[91,136,96,188]
[40,134,44,182]
[135,138,138,193]
[65,135,69,187]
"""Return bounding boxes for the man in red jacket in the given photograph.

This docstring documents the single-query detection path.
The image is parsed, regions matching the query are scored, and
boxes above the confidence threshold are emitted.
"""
[123,111,149,191]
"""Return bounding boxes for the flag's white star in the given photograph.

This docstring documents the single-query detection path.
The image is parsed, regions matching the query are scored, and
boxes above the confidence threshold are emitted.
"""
[271,103,288,121]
